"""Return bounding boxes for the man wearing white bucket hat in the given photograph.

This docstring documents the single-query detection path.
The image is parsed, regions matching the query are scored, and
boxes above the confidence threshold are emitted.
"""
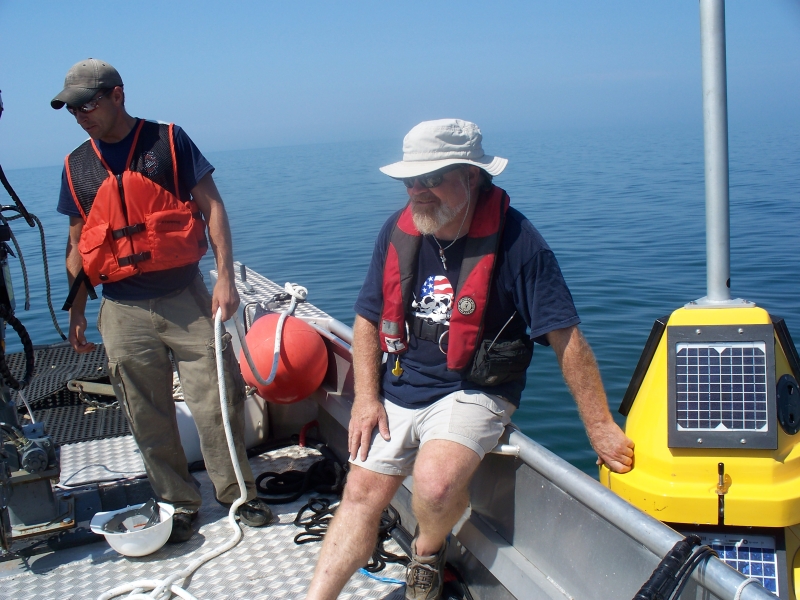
[308,119,634,600]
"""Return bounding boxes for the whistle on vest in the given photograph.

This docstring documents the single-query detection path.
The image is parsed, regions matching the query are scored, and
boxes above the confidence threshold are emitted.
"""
[391,356,403,377]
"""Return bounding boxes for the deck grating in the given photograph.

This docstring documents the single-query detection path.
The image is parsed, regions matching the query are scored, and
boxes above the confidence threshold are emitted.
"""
[36,404,130,446]
[2,443,408,599]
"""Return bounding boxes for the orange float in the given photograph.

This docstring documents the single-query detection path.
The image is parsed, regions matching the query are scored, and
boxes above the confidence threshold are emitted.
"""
[239,313,328,404]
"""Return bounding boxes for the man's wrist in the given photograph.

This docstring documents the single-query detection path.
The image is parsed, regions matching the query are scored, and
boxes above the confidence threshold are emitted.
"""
[215,269,236,286]
[354,392,382,405]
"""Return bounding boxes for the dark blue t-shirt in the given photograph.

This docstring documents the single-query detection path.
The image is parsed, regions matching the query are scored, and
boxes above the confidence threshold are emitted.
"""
[58,119,214,300]
[354,197,581,409]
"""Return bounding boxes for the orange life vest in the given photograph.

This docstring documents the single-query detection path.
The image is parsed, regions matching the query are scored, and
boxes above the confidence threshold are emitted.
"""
[65,120,208,287]
[379,185,510,371]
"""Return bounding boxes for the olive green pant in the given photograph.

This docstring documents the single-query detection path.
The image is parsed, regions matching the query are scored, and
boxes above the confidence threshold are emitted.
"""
[98,275,256,511]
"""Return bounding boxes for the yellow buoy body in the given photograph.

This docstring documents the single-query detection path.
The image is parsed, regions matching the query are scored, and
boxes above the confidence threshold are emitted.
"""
[603,304,800,598]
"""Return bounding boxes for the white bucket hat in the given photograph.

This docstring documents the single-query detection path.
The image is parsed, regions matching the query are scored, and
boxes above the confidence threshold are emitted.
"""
[380,119,508,179]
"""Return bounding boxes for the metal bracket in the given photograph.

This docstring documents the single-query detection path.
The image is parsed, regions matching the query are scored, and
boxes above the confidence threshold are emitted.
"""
[67,380,115,397]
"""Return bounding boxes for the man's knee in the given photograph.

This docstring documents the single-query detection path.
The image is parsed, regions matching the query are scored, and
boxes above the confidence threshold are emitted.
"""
[412,440,481,508]
[340,465,402,512]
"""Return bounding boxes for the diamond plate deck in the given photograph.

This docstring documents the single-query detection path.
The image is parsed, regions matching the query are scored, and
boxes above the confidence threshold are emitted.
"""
[2,444,408,600]
[59,436,145,486]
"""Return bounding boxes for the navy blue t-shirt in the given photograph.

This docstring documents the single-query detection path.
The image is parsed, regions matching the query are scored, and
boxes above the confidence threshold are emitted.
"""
[58,119,214,300]
[354,197,581,409]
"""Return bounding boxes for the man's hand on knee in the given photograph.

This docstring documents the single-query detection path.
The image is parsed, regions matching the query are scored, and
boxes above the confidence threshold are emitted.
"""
[348,396,390,461]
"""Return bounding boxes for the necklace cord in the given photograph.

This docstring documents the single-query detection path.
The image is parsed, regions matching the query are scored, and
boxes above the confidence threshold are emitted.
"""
[431,170,471,270]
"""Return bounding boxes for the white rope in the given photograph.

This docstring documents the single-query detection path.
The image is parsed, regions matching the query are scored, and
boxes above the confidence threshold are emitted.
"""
[96,307,248,600]
[733,577,760,600]
[236,282,306,387]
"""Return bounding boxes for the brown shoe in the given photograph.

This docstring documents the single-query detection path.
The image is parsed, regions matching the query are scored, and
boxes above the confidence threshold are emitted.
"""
[405,534,447,600]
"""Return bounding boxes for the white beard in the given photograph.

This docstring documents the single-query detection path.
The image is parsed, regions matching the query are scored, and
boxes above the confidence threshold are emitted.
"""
[411,195,469,235]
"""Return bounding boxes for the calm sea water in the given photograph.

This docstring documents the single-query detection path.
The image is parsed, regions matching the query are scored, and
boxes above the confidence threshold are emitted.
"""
[4,124,799,475]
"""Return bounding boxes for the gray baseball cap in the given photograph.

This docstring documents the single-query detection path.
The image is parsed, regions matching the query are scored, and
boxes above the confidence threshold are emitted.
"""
[51,58,123,110]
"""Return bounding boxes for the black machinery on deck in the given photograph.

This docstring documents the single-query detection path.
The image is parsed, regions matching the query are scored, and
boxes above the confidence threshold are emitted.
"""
[0,89,70,552]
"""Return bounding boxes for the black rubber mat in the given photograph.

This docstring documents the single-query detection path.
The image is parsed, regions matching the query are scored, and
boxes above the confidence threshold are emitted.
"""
[6,342,108,404]
[34,404,130,445]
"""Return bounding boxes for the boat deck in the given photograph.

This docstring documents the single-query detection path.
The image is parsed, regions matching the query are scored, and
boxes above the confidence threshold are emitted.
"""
[1,441,407,599]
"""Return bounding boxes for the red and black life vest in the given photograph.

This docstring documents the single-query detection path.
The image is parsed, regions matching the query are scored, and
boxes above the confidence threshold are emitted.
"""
[65,120,208,287]
[379,185,510,371]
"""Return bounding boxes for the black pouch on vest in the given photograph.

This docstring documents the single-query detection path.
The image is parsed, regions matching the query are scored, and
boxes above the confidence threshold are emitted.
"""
[467,337,533,387]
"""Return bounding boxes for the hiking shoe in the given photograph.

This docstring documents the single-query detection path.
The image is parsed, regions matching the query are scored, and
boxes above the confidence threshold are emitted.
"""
[218,498,273,527]
[167,508,198,544]
[406,535,447,600]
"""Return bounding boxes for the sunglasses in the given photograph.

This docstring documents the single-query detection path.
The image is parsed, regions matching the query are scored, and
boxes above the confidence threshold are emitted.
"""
[66,90,111,116]
[402,164,464,189]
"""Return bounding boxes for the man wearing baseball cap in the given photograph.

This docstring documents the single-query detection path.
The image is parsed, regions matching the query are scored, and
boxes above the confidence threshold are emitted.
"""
[52,58,271,543]
[308,119,634,600]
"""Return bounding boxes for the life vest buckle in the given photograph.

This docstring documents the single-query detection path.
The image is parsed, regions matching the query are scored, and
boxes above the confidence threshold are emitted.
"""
[111,223,146,240]
[118,251,152,267]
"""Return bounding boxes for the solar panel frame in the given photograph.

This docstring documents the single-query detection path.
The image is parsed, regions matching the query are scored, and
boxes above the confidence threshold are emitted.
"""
[668,324,777,449]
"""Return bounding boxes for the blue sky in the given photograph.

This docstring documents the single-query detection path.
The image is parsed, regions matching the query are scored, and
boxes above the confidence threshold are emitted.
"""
[1,1,798,170]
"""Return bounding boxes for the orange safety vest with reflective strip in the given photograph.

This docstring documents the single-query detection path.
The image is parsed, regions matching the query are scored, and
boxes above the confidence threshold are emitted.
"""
[65,120,208,287]
[379,185,509,371]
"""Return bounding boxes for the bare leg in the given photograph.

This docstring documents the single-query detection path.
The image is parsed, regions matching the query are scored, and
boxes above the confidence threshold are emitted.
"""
[411,440,481,556]
[307,464,404,600]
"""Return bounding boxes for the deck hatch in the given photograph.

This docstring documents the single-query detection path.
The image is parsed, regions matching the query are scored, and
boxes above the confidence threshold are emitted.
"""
[667,325,777,449]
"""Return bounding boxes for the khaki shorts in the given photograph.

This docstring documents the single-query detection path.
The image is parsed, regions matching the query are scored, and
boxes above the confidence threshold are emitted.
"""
[350,390,516,477]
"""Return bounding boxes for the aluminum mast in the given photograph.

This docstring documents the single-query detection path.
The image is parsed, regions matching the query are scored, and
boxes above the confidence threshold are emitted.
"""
[699,0,733,304]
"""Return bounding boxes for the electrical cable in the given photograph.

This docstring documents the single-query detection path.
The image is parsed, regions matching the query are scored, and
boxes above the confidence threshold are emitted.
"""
[0,164,35,227]
[667,545,718,600]
[2,208,67,340]
[0,212,30,311]
[0,305,34,390]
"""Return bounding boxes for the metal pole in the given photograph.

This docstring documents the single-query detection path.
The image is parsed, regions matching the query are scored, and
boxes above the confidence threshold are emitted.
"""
[700,0,731,302]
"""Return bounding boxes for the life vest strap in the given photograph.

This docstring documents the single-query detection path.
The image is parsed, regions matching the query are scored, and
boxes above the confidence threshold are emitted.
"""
[111,222,146,240]
[118,251,152,267]
[62,269,98,311]
[412,316,448,344]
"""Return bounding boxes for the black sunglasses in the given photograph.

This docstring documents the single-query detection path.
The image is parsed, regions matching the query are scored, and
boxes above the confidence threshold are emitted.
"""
[402,164,464,189]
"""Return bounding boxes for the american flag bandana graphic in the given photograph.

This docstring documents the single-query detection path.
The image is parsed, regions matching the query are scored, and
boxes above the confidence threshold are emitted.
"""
[420,275,453,298]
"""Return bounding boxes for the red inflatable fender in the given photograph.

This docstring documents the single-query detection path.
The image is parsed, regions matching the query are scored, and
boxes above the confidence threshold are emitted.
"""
[239,313,328,404]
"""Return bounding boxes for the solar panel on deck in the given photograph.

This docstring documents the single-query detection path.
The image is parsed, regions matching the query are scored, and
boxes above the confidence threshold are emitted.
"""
[675,342,768,432]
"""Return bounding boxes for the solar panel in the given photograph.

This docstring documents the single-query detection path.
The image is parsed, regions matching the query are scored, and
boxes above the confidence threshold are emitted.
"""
[701,533,781,596]
[675,342,768,432]
[668,324,777,449]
